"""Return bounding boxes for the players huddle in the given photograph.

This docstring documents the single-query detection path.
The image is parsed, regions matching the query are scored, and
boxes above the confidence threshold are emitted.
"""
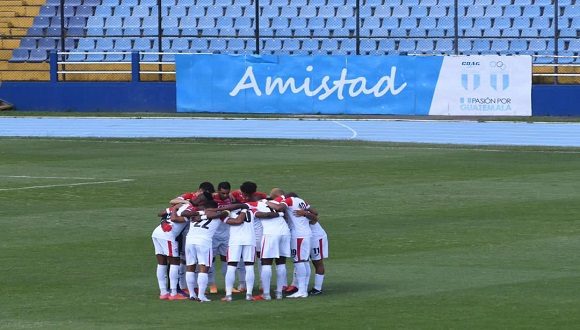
[151,181,329,302]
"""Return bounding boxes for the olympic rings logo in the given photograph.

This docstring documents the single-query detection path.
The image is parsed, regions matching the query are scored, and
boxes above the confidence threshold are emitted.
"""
[489,61,506,70]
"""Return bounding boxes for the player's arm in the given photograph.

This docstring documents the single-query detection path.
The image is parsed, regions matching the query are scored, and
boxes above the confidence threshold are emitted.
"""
[157,207,171,217]
[294,208,318,222]
[255,210,284,219]
[224,211,247,226]
[213,203,249,211]
[190,209,230,222]
[169,211,187,223]
[266,201,287,212]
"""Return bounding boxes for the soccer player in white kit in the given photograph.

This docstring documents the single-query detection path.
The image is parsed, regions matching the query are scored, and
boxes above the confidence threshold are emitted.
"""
[178,200,229,302]
[151,202,190,300]
[220,206,262,302]
[308,208,328,295]
[250,199,291,300]
[268,189,312,298]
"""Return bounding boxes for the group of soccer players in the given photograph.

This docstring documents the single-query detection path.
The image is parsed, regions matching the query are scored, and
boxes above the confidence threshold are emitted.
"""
[151,181,329,302]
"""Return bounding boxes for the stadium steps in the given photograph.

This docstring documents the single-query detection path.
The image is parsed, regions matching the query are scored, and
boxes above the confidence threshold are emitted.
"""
[0,0,47,80]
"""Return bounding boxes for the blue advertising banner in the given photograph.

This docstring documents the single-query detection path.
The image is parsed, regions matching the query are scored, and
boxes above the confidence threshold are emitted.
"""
[176,55,443,115]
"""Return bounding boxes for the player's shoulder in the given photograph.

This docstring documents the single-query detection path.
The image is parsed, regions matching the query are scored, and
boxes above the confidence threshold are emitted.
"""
[254,191,268,199]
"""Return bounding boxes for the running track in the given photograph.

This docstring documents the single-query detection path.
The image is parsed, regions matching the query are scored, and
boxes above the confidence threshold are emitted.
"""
[1,117,580,147]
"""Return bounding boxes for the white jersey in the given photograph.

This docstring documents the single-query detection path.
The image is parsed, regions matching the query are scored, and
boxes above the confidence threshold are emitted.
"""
[184,212,223,246]
[252,200,290,236]
[151,204,189,241]
[227,208,256,246]
[310,221,327,238]
[276,196,312,237]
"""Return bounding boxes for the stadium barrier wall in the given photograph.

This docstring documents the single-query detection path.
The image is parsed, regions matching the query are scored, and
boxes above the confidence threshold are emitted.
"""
[176,54,532,116]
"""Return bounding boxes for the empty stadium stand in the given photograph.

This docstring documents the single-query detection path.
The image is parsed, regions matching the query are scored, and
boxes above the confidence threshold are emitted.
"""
[0,0,578,82]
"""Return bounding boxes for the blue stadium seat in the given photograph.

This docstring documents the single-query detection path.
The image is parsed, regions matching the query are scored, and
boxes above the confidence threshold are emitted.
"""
[473,39,490,53]
[504,5,523,18]
[512,17,530,29]
[377,39,396,54]
[427,28,447,37]
[491,39,509,52]
[359,39,377,54]
[124,17,141,28]
[289,17,307,29]
[76,5,94,17]
[409,28,427,37]
[336,7,354,18]
[33,16,50,28]
[300,38,319,52]
[46,27,61,37]
[429,6,447,17]
[465,5,484,17]
[502,28,520,37]
[398,39,415,53]
[485,5,503,17]
[522,5,541,17]
[209,39,227,53]
[299,6,317,17]
[263,39,283,52]
[457,39,472,53]
[435,39,453,53]
[198,17,215,28]
[374,6,391,17]
[38,38,56,50]
[27,27,45,36]
[206,6,224,17]
[416,39,434,53]
[217,17,234,29]
[114,6,132,17]
[28,49,48,62]
[392,6,410,17]
[318,6,335,18]
[236,17,254,29]
[94,6,112,17]
[510,40,528,52]
[84,0,102,5]
[11,49,30,62]
[482,27,501,37]
[493,18,511,29]
[362,17,381,29]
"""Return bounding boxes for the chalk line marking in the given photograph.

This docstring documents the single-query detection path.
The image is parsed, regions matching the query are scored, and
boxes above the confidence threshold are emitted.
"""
[0,175,97,180]
[332,120,358,140]
[0,178,134,192]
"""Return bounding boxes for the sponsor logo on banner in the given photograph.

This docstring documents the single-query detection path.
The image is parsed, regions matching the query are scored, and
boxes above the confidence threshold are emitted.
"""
[429,55,531,116]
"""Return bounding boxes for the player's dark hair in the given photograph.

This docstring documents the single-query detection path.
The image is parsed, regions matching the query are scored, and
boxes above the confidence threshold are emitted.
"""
[218,181,231,190]
[240,181,257,195]
[198,181,215,194]
[286,192,298,198]
[202,190,213,201]
[205,200,218,208]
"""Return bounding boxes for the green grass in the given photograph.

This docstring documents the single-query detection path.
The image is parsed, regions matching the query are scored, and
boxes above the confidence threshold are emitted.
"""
[1,137,580,329]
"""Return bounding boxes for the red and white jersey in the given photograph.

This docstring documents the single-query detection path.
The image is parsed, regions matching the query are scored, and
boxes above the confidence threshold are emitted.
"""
[274,196,312,237]
[213,193,234,207]
[310,221,327,238]
[151,204,190,241]
[231,190,268,203]
[249,200,290,236]
[186,217,223,246]
[227,207,256,246]
[177,191,200,202]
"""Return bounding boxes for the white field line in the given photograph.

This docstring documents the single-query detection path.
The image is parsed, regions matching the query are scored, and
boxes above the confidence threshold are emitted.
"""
[332,120,358,140]
[1,137,580,154]
[0,178,134,192]
[0,175,97,180]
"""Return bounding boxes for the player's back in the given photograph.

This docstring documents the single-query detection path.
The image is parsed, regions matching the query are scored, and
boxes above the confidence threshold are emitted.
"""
[186,217,222,245]
[310,221,327,238]
[228,208,256,245]
[252,200,290,236]
[152,205,189,240]
[278,196,312,237]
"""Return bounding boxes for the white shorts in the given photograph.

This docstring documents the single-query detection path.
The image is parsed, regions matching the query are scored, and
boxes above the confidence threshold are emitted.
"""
[185,243,213,267]
[227,245,256,263]
[291,237,311,262]
[213,237,228,256]
[152,237,179,257]
[260,234,291,259]
[310,235,329,261]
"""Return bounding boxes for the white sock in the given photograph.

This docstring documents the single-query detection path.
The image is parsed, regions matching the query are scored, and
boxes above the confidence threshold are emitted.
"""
[156,265,168,295]
[221,260,228,278]
[275,264,287,293]
[295,263,308,294]
[197,272,209,298]
[305,263,312,288]
[314,274,324,291]
[178,263,187,290]
[186,271,197,298]
[169,264,180,295]
[225,265,236,296]
[261,265,272,296]
[208,264,215,286]
[244,265,255,295]
[290,269,298,287]
[237,260,246,289]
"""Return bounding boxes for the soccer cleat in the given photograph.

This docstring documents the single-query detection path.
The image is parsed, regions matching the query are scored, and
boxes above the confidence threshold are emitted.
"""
[209,284,218,294]
[275,291,283,300]
[284,285,298,294]
[178,288,190,296]
[232,287,246,294]
[159,293,170,300]
[198,296,211,302]
[254,294,271,301]
[168,294,188,301]
[221,295,233,302]
[308,288,323,296]
[246,294,254,301]
[287,292,308,298]
[188,296,199,301]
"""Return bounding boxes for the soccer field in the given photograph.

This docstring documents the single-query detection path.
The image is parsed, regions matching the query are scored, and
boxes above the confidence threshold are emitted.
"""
[1,137,580,329]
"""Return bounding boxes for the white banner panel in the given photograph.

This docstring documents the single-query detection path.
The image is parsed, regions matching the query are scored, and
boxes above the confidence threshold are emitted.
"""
[429,55,532,116]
